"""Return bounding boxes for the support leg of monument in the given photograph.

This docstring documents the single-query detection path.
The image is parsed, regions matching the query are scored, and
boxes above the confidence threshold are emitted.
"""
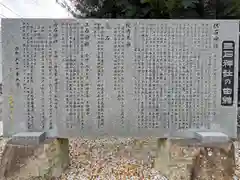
[0,140,37,178]
[154,138,171,176]
[0,138,70,178]
[190,141,235,180]
[37,138,70,178]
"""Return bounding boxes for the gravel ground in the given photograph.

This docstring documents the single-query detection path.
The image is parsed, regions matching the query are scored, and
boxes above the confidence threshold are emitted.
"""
[61,137,167,180]
[1,137,240,180]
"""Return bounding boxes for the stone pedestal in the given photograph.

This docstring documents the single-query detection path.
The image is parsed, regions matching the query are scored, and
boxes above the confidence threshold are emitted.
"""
[0,138,69,178]
[154,138,171,176]
[37,138,70,178]
[0,141,36,177]
[190,143,235,180]
[154,138,235,180]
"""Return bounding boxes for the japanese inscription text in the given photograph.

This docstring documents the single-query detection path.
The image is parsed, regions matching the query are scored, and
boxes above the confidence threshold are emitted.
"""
[221,41,235,106]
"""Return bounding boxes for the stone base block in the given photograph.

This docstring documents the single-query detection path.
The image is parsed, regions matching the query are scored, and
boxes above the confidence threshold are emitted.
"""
[194,132,229,144]
[154,138,171,176]
[153,138,235,180]
[0,141,37,177]
[11,132,46,145]
[0,138,69,178]
[190,143,235,180]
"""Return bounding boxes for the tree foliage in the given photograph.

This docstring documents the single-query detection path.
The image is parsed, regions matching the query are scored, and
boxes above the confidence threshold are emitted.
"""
[58,0,240,19]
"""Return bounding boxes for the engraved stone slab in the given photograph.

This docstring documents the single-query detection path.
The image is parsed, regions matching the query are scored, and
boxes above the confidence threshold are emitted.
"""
[1,19,239,138]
